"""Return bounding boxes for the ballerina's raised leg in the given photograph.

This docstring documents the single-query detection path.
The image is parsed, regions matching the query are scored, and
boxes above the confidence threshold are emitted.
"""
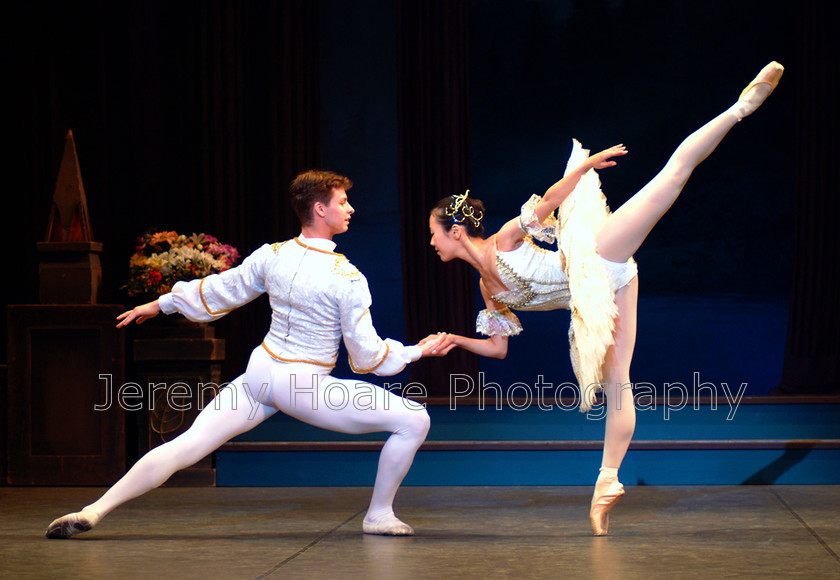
[596,61,783,265]
[587,61,783,536]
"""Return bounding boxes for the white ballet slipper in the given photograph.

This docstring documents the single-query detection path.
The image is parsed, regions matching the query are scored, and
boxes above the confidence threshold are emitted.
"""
[590,467,624,536]
[45,508,101,539]
[735,61,784,119]
[363,513,415,536]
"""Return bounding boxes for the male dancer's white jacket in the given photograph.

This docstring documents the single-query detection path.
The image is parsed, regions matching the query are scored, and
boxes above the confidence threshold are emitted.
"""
[158,234,421,376]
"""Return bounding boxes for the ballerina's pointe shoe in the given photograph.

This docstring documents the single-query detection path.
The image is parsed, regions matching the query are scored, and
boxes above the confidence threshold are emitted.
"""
[45,509,101,539]
[735,61,784,119]
[363,514,415,536]
[590,468,625,536]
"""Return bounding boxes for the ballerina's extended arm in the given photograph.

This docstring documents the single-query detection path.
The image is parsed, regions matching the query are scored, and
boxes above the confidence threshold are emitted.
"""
[445,333,508,359]
[495,144,627,250]
[431,326,508,359]
[426,279,509,359]
[536,144,627,221]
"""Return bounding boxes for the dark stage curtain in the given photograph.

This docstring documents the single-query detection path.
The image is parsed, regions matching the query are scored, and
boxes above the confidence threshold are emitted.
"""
[191,0,321,374]
[397,0,480,396]
[776,0,840,395]
[8,1,319,375]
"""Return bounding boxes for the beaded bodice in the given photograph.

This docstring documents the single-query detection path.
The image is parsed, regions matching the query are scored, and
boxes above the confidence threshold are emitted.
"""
[490,237,571,311]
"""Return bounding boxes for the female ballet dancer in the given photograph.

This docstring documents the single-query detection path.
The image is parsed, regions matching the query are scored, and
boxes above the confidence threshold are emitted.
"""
[45,170,447,539]
[427,62,784,535]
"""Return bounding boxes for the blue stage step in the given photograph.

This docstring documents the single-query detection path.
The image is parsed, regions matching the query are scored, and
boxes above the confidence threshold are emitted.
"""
[216,399,840,486]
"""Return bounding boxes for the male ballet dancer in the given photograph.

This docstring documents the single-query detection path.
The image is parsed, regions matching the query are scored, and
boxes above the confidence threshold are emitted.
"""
[46,170,445,538]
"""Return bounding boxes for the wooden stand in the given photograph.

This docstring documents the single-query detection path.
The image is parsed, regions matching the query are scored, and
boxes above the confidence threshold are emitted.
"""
[133,321,224,486]
[6,305,126,485]
[5,132,127,485]
[36,241,103,304]
[0,364,6,485]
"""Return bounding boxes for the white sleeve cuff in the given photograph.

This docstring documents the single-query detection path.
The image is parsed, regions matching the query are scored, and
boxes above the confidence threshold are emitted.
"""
[404,345,423,363]
[371,340,422,376]
[157,293,177,315]
[159,279,223,322]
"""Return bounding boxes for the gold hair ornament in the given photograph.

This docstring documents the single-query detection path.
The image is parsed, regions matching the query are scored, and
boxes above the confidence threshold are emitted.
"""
[444,189,483,229]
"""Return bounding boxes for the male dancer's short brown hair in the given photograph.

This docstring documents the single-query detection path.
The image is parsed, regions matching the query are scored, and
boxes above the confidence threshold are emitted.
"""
[290,170,353,225]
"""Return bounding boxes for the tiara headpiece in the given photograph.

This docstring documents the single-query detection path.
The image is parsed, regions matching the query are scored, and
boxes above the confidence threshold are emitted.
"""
[444,190,483,229]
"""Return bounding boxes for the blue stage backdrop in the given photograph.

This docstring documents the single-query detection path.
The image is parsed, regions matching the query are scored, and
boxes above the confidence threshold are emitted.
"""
[317,0,793,397]
[8,0,796,398]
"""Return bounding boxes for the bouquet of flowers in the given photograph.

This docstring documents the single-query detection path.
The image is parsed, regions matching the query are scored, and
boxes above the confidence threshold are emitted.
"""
[123,230,241,297]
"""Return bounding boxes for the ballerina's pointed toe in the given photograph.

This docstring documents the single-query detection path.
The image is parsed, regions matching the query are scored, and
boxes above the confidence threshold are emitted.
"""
[739,61,784,100]
[590,480,625,536]
[736,61,784,118]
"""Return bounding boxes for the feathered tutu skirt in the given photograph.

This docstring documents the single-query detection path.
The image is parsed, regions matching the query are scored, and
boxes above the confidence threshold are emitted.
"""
[558,140,637,412]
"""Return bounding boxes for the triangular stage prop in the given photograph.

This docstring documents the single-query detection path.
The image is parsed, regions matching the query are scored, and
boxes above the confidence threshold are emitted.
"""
[36,131,103,303]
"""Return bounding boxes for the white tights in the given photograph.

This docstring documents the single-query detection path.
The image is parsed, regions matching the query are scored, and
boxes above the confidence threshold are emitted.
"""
[84,346,430,524]
[595,103,744,471]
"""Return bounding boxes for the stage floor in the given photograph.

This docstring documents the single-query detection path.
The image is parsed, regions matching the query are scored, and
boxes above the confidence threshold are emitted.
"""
[2,485,838,578]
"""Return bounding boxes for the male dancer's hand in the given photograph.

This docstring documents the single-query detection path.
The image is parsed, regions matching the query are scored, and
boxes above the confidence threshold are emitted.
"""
[417,332,451,357]
[417,332,457,357]
[116,300,161,328]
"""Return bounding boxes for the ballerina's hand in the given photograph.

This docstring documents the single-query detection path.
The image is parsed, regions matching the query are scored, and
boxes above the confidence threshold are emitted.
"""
[588,144,627,169]
[116,300,161,328]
